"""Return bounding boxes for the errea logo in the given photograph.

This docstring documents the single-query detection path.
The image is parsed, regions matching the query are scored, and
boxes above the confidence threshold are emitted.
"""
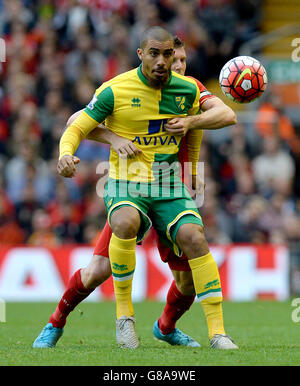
[112,263,128,271]
[204,279,220,289]
[131,97,141,107]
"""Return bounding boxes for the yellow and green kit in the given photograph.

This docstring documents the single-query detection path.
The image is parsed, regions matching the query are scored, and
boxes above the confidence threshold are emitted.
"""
[59,65,204,254]
[60,65,225,332]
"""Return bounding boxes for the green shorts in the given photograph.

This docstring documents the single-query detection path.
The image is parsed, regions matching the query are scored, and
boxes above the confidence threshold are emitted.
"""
[104,178,203,256]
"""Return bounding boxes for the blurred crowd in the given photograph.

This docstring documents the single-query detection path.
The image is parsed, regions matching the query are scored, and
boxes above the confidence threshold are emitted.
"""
[0,0,299,248]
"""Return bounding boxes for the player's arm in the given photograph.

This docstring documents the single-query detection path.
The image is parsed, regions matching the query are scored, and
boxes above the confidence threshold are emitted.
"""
[189,96,237,129]
[66,110,141,159]
[165,97,237,135]
[58,86,114,178]
[185,129,205,192]
[88,126,141,159]
[58,111,99,177]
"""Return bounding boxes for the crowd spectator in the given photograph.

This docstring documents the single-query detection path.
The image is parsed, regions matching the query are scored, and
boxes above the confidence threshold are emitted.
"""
[0,189,25,245]
[64,31,107,83]
[0,0,299,248]
[197,0,238,79]
[255,91,300,155]
[252,136,295,197]
[27,208,60,246]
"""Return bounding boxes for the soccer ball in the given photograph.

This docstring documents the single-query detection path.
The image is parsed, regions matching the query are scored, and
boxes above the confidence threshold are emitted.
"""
[219,56,268,103]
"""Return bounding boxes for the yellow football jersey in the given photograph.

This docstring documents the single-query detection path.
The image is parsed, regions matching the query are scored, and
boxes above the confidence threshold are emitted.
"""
[61,65,202,182]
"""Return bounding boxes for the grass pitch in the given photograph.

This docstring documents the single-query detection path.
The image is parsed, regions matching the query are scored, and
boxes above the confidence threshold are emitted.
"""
[0,300,300,366]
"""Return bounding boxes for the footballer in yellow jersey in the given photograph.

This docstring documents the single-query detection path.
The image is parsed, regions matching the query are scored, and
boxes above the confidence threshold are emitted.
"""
[60,60,205,252]
[58,27,238,350]
[61,65,201,183]
[33,30,238,352]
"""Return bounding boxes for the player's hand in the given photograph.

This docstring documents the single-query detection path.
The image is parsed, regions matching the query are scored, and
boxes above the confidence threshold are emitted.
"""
[165,117,190,136]
[111,136,142,159]
[192,174,206,194]
[57,155,80,178]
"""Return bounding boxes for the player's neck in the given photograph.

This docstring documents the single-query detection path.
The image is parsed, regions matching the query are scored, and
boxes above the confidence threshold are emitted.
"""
[139,64,170,89]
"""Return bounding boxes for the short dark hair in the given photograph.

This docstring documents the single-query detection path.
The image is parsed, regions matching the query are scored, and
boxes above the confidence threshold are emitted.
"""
[173,36,184,48]
[140,26,174,49]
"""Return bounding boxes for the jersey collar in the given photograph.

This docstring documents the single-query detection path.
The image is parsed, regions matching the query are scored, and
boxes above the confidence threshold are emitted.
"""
[137,64,172,88]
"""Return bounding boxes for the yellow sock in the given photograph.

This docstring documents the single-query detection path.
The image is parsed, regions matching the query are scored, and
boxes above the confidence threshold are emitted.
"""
[109,233,136,319]
[201,301,225,340]
[188,252,225,339]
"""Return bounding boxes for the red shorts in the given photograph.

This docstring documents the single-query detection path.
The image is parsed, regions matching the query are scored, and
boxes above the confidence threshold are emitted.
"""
[93,221,191,272]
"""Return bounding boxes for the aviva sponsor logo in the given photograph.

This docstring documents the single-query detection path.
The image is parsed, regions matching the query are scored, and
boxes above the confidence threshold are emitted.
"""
[112,263,128,271]
[133,135,178,146]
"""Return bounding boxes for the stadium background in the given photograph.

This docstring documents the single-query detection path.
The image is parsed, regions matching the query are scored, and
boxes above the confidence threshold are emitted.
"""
[0,0,299,302]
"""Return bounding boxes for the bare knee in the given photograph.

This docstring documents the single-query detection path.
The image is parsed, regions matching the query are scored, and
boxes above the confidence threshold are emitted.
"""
[81,255,112,289]
[110,207,140,239]
[173,270,195,296]
[176,223,209,259]
[177,280,195,296]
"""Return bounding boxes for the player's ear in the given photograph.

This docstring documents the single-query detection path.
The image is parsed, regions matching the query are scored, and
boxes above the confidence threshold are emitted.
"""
[137,48,143,61]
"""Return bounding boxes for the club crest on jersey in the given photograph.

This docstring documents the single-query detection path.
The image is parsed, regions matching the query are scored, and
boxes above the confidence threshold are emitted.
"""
[175,96,186,111]
[131,97,141,107]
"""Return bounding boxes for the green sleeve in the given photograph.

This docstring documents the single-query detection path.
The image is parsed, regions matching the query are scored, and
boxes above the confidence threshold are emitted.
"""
[84,86,114,123]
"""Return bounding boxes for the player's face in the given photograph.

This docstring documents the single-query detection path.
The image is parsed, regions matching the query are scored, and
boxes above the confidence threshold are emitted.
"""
[137,39,174,88]
[172,47,186,76]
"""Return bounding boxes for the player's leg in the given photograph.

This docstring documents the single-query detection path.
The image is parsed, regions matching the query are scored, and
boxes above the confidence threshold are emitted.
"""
[49,222,112,327]
[151,188,237,349]
[109,206,140,320]
[157,270,195,333]
[32,254,111,349]
[152,235,199,346]
[176,223,238,349]
[49,254,112,329]
[171,269,195,296]
[80,221,113,289]
[80,254,112,289]
[153,268,201,347]
[104,178,152,349]
[33,222,112,348]
[108,205,140,349]
[49,222,112,326]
